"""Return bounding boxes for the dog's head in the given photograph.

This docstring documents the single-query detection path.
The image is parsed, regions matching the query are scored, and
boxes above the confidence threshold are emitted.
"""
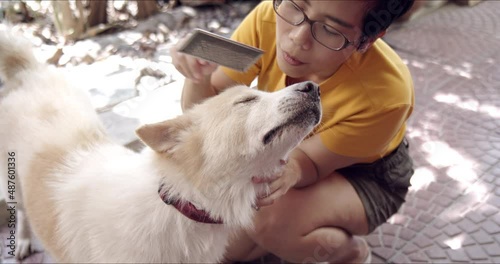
[136,81,321,224]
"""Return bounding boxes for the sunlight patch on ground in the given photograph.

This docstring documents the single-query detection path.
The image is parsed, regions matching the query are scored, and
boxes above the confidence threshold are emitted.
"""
[410,60,426,69]
[61,39,102,60]
[402,58,428,70]
[406,128,422,139]
[434,92,500,118]
[447,164,478,184]
[442,64,472,79]
[419,140,486,224]
[112,80,184,124]
[444,235,465,250]
[117,31,143,45]
[423,140,478,183]
[410,167,435,191]
[464,181,490,203]
[422,141,476,170]
[479,104,500,118]
[434,93,478,112]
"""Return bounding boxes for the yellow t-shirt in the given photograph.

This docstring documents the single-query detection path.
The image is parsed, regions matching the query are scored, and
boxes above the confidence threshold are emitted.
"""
[222,2,414,162]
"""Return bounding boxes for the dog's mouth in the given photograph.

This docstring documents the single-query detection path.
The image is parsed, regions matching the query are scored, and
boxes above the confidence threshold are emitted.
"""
[262,107,321,145]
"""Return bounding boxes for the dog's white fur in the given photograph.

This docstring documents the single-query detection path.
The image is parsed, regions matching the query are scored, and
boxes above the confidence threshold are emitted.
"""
[0,28,321,263]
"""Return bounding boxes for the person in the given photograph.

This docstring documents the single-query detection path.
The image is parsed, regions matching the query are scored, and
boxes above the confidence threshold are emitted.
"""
[170,0,415,262]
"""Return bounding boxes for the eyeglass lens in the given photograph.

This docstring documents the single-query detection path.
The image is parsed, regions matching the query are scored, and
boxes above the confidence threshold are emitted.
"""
[274,0,349,50]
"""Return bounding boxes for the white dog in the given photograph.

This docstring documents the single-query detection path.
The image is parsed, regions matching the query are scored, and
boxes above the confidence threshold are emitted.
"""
[0,28,321,263]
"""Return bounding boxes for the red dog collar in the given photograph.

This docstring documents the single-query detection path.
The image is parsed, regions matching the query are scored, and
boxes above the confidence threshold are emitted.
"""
[159,186,223,224]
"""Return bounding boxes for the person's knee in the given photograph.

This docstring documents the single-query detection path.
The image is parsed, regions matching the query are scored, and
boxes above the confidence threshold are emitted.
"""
[302,232,364,263]
[311,231,348,257]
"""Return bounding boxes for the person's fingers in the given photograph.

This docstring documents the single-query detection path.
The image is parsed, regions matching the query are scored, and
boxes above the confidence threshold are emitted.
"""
[170,45,209,82]
[171,48,193,79]
[252,176,265,184]
[255,178,288,207]
[184,58,218,83]
[256,185,285,207]
[186,57,205,81]
[252,175,279,184]
[199,60,218,76]
[198,59,208,66]
[256,197,274,207]
[257,185,287,207]
[260,179,280,197]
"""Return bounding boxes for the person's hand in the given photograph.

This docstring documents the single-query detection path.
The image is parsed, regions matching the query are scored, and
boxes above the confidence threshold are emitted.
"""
[253,159,301,208]
[170,35,218,83]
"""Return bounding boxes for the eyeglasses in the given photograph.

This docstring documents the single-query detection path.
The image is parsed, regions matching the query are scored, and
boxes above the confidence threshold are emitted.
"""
[273,0,356,51]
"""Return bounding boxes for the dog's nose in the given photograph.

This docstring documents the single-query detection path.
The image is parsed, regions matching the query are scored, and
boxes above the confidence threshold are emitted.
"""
[296,81,320,100]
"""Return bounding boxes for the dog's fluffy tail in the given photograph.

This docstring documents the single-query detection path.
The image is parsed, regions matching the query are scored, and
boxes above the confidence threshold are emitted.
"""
[0,26,40,83]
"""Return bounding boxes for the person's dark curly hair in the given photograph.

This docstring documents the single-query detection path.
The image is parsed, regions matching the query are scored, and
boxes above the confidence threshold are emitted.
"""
[361,0,415,39]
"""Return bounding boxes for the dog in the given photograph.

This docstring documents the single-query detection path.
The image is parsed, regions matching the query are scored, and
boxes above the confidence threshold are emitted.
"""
[0,28,321,263]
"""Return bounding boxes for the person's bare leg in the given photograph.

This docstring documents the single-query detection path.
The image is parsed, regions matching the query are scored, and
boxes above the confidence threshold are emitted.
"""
[224,229,268,262]
[224,172,371,263]
[224,230,369,263]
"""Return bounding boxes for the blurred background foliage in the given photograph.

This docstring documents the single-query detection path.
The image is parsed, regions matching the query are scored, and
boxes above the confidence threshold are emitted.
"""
[0,0,227,42]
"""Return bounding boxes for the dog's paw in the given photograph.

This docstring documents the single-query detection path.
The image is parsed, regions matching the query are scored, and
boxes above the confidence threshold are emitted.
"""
[15,238,34,260]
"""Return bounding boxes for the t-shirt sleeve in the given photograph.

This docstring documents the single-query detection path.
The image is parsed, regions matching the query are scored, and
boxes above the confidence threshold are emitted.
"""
[221,2,266,86]
[319,104,412,158]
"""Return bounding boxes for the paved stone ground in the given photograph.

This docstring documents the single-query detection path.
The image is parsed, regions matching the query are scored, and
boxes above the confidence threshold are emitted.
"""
[366,2,500,263]
[1,1,499,263]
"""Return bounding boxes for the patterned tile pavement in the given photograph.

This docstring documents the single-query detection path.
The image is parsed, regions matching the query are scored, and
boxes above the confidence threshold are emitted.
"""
[1,1,499,263]
[367,2,500,263]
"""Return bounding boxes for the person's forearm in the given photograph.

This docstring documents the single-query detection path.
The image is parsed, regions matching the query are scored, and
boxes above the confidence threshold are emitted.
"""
[181,76,218,112]
[290,148,319,188]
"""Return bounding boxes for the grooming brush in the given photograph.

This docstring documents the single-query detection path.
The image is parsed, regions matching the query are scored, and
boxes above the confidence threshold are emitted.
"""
[178,29,264,72]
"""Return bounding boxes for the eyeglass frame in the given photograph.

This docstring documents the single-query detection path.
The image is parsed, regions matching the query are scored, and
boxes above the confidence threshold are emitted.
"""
[272,0,361,51]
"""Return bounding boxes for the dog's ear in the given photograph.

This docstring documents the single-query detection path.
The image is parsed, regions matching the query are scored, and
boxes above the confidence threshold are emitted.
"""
[135,115,192,153]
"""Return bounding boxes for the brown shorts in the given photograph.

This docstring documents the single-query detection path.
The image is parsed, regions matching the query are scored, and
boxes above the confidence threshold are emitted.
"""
[337,139,414,233]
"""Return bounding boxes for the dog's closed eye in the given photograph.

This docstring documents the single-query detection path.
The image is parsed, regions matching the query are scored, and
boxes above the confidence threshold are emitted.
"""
[234,96,258,105]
